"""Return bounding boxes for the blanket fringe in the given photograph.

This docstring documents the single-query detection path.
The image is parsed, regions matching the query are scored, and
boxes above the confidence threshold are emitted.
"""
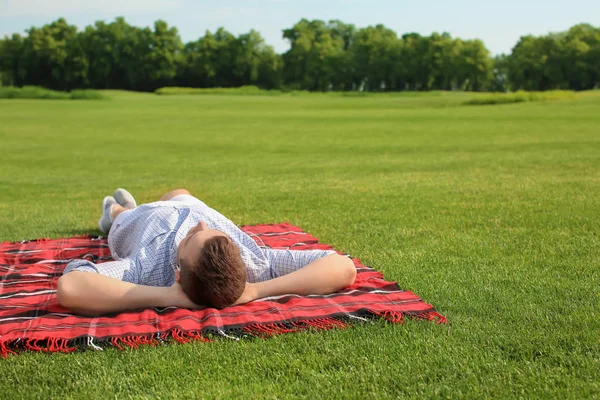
[110,329,211,350]
[0,340,17,358]
[371,310,447,325]
[414,311,448,324]
[0,328,213,357]
[170,328,211,344]
[243,317,348,338]
[23,338,77,354]
[0,311,446,357]
[371,310,405,324]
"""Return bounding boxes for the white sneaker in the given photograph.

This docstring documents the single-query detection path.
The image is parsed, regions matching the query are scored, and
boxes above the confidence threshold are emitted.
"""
[113,188,137,209]
[98,196,117,234]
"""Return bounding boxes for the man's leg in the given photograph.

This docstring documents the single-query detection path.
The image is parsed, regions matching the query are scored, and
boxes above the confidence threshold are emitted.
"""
[99,198,131,235]
[111,204,129,220]
[103,188,192,233]
[160,189,191,201]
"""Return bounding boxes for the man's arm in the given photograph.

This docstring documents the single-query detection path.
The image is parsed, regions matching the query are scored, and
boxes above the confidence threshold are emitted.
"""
[235,253,356,304]
[57,271,200,316]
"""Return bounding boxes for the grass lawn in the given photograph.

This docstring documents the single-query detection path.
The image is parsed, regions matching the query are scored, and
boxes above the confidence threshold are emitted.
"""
[0,90,598,399]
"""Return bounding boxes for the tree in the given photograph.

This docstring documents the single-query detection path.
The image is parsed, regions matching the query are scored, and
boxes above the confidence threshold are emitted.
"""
[141,20,184,90]
[180,28,236,88]
[79,18,131,89]
[0,34,26,86]
[256,45,283,89]
[399,33,424,90]
[21,18,88,90]
[352,25,401,91]
[421,32,449,90]
[228,30,282,88]
[282,19,346,91]
[506,25,600,91]
[563,24,600,90]
[326,20,356,90]
[456,39,493,91]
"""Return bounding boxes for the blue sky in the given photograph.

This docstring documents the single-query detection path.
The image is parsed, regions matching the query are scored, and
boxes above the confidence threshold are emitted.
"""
[0,0,598,55]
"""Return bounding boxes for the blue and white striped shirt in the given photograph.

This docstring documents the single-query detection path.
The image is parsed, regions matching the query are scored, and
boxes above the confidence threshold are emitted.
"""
[63,196,334,286]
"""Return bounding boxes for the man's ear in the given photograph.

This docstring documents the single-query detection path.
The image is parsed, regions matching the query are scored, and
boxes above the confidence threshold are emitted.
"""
[175,269,181,283]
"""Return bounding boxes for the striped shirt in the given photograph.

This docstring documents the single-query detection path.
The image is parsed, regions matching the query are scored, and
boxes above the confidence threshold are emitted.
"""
[63,195,334,286]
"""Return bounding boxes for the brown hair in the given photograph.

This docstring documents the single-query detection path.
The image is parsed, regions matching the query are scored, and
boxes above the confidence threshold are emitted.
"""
[179,235,247,309]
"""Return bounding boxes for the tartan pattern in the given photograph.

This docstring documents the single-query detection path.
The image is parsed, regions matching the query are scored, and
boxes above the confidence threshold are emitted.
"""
[0,223,446,357]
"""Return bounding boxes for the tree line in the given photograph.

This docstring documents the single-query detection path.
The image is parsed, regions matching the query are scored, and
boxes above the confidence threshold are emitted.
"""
[0,18,598,92]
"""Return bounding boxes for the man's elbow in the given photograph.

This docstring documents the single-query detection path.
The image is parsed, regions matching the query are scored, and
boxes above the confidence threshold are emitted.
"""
[56,273,82,310]
[57,274,100,316]
[57,274,73,308]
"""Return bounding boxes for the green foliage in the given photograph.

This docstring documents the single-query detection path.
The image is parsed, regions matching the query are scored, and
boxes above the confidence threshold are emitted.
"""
[69,89,108,99]
[154,86,466,100]
[0,85,106,99]
[0,91,599,398]
[464,90,575,105]
[0,86,68,99]
[1,18,599,93]
[77,18,183,91]
[351,24,401,91]
[156,86,281,95]
[176,27,282,90]
[507,24,600,91]
[282,19,350,91]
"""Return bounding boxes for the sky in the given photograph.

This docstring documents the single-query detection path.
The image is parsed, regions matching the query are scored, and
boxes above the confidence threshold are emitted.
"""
[0,0,598,55]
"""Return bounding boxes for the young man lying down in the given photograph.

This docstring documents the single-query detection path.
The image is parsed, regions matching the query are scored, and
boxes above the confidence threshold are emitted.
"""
[57,189,356,316]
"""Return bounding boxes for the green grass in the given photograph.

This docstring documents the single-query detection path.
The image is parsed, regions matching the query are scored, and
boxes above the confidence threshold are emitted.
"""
[464,90,576,105]
[0,86,108,100]
[0,90,599,399]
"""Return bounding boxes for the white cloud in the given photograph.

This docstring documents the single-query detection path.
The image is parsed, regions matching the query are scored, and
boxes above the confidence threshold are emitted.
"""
[0,0,185,18]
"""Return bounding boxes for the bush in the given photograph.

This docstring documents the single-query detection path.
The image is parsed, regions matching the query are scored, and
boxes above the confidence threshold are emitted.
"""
[0,86,69,99]
[464,90,575,105]
[0,86,107,100]
[155,86,283,96]
[69,89,107,100]
[156,86,456,98]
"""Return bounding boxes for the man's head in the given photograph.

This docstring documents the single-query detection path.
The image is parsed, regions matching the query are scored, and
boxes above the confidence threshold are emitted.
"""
[177,221,246,309]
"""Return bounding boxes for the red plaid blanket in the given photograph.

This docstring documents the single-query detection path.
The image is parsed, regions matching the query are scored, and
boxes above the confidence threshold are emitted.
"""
[0,223,446,357]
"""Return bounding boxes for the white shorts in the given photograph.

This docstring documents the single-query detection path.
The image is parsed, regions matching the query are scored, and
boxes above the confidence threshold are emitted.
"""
[111,194,203,228]
[168,194,203,205]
